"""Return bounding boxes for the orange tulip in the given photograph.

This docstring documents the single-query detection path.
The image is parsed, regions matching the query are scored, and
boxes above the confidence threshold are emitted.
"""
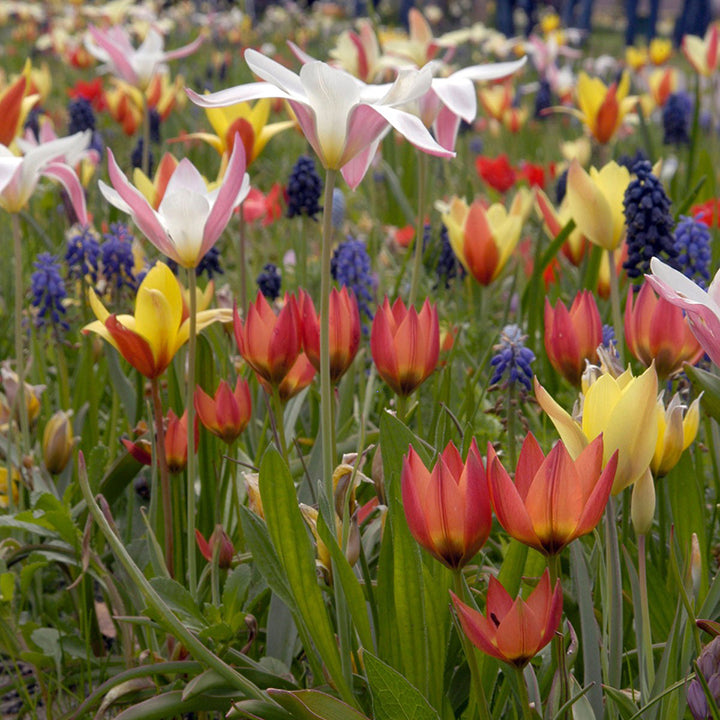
[234,292,302,387]
[487,433,617,555]
[299,287,361,384]
[0,68,34,146]
[260,352,317,403]
[370,296,439,396]
[451,569,563,667]
[625,283,704,380]
[123,409,192,474]
[401,440,491,569]
[194,378,252,445]
[544,291,602,386]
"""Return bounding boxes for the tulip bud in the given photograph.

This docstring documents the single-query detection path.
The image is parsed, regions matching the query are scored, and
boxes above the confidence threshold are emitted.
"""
[165,410,189,474]
[690,532,702,602]
[0,467,20,509]
[195,525,234,569]
[244,472,264,518]
[631,468,655,536]
[42,410,76,475]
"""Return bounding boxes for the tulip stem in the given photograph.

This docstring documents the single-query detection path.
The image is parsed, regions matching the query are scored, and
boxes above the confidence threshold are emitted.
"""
[270,388,288,459]
[187,268,198,597]
[637,533,655,701]
[142,93,150,178]
[238,206,248,317]
[150,377,174,576]
[607,249,624,363]
[453,570,491,720]
[11,213,30,506]
[408,152,428,306]
[548,553,568,719]
[320,169,338,509]
[513,665,535,720]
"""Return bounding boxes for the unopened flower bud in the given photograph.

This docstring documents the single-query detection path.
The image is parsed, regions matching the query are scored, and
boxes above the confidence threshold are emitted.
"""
[195,525,234,569]
[43,410,76,475]
[688,636,720,719]
[244,472,263,518]
[631,468,655,536]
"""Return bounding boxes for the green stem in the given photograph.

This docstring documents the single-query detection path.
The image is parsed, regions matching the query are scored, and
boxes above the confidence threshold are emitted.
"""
[270,388,288,460]
[548,553,567,719]
[238,208,248,316]
[396,393,408,425]
[186,269,198,596]
[150,377,173,576]
[514,665,535,720]
[637,533,655,701]
[76,453,269,701]
[320,169,338,508]
[507,383,517,470]
[453,570,490,720]
[141,93,150,178]
[408,152,428,306]
[11,213,31,482]
[607,248,624,364]
[299,216,308,290]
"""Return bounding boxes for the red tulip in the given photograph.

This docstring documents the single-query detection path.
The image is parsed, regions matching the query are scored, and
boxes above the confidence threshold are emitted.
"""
[234,292,302,386]
[544,291,602,386]
[260,352,317,403]
[300,287,361,383]
[451,569,563,667]
[194,378,252,445]
[401,440,491,569]
[625,282,704,380]
[487,433,617,555]
[371,296,439,396]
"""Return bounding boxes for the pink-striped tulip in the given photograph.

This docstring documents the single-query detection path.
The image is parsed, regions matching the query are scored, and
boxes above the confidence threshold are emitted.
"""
[187,49,454,189]
[194,378,252,445]
[647,257,720,367]
[402,440,491,569]
[487,433,617,555]
[234,292,303,387]
[300,287,361,384]
[682,25,720,76]
[370,296,439,396]
[544,291,602,386]
[99,138,249,268]
[451,569,563,668]
[625,282,704,379]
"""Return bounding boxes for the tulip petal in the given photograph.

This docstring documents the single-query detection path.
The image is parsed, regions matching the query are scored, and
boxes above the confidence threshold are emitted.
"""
[533,378,588,459]
[566,160,614,250]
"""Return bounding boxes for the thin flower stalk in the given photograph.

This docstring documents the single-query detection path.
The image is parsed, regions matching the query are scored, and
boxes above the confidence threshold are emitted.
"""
[186,268,198,596]
[150,376,173,575]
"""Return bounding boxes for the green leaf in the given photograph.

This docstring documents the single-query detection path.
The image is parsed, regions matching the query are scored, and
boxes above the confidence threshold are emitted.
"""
[147,577,206,630]
[603,685,639,719]
[685,365,720,423]
[113,690,233,720]
[105,347,137,427]
[379,412,430,695]
[0,572,14,603]
[19,555,49,597]
[222,564,252,628]
[257,447,348,700]
[315,512,374,651]
[363,651,441,720]
[268,689,371,720]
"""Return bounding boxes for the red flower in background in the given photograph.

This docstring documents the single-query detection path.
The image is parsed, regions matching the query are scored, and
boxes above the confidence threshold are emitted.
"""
[517,161,546,189]
[475,154,516,193]
[244,183,284,225]
[68,78,106,111]
[692,198,720,227]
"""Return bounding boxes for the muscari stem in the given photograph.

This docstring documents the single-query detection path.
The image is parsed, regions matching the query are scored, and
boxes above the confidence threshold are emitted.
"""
[186,268,198,596]
[408,152,428,306]
[320,169,338,509]
[150,376,174,576]
[607,248,624,364]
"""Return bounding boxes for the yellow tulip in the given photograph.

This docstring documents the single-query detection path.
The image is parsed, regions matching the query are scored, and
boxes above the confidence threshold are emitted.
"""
[649,37,673,65]
[181,98,295,165]
[652,393,701,478]
[573,71,637,144]
[0,467,20,509]
[626,46,648,71]
[534,364,658,494]
[83,262,231,379]
[566,159,630,251]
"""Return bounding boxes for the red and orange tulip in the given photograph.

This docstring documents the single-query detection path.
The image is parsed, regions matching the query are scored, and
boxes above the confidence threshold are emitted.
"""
[451,569,563,667]
[234,292,303,387]
[300,287,361,384]
[370,296,439,396]
[123,409,192,474]
[261,352,317,403]
[194,378,252,445]
[487,433,617,555]
[401,440,491,569]
[625,283,704,380]
[544,291,602,386]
